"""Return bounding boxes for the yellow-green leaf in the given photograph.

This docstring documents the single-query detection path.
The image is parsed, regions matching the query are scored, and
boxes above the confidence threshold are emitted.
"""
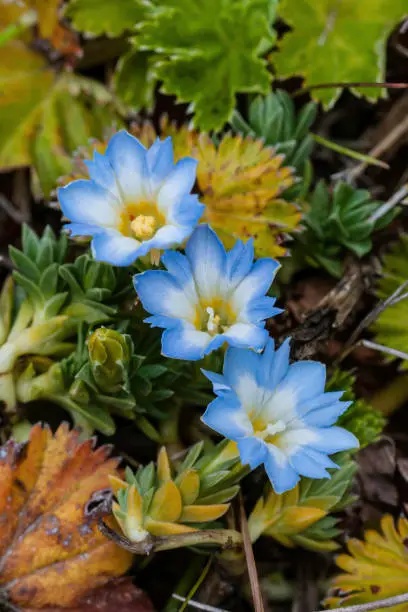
[326,515,408,611]
[149,480,182,523]
[0,42,123,197]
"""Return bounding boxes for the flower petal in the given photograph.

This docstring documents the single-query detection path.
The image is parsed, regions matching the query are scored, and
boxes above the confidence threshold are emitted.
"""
[226,238,254,288]
[144,315,179,329]
[185,225,227,301]
[222,323,269,351]
[290,450,331,479]
[171,194,205,227]
[105,130,149,201]
[161,324,212,361]
[265,447,300,494]
[202,395,252,440]
[278,361,327,407]
[91,230,140,266]
[84,151,121,199]
[276,426,319,457]
[201,370,230,394]
[223,346,261,410]
[237,437,267,470]
[148,224,193,251]
[231,258,280,315]
[302,400,352,427]
[302,448,339,469]
[134,270,196,322]
[246,296,283,323]
[307,426,359,454]
[267,338,291,390]
[157,157,198,216]
[147,137,174,192]
[58,180,120,228]
[65,222,104,237]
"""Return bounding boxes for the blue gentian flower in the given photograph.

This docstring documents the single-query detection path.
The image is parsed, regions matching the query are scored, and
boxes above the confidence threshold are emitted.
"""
[58,130,204,266]
[201,338,359,493]
[134,225,282,360]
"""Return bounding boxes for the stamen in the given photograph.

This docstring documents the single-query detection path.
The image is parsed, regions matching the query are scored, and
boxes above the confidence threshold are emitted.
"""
[255,420,286,440]
[131,215,157,240]
[206,306,221,334]
[150,248,161,266]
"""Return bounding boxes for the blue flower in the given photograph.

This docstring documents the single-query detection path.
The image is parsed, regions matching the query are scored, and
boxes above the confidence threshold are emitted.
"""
[58,130,204,266]
[201,338,359,493]
[134,225,281,360]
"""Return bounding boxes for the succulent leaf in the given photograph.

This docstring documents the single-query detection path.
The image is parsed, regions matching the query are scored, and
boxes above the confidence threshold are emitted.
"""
[295,181,393,277]
[231,91,317,180]
[111,442,243,543]
[248,454,357,552]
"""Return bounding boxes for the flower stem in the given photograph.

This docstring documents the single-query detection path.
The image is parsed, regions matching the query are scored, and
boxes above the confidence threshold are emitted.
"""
[99,519,243,554]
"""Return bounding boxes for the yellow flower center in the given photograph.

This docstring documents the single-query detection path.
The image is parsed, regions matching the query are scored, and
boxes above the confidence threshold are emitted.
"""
[195,298,237,335]
[118,201,165,240]
[131,215,157,240]
[251,414,286,444]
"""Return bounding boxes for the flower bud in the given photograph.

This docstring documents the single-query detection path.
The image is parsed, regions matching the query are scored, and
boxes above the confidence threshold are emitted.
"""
[88,328,131,394]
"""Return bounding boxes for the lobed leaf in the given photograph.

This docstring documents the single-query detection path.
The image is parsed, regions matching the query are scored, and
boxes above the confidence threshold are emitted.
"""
[65,0,148,37]
[127,0,276,130]
[274,0,408,108]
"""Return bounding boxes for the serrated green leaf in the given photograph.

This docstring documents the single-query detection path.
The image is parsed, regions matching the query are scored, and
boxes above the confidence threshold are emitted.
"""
[133,0,275,130]
[114,48,156,110]
[274,0,408,107]
[65,0,147,37]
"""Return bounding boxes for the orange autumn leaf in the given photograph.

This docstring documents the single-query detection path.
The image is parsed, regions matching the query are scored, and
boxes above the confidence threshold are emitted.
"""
[24,578,155,612]
[0,423,139,610]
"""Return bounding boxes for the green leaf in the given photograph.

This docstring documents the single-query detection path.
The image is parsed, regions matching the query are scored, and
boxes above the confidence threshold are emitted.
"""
[9,246,41,282]
[231,90,317,174]
[65,0,147,37]
[373,235,408,367]
[274,0,408,107]
[295,181,394,277]
[138,364,167,379]
[114,49,156,110]
[133,0,275,130]
[0,42,123,197]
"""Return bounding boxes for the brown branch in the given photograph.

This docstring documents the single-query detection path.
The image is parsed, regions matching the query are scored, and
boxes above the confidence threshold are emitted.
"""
[316,592,408,612]
[239,492,264,612]
[346,111,408,181]
[334,279,408,365]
